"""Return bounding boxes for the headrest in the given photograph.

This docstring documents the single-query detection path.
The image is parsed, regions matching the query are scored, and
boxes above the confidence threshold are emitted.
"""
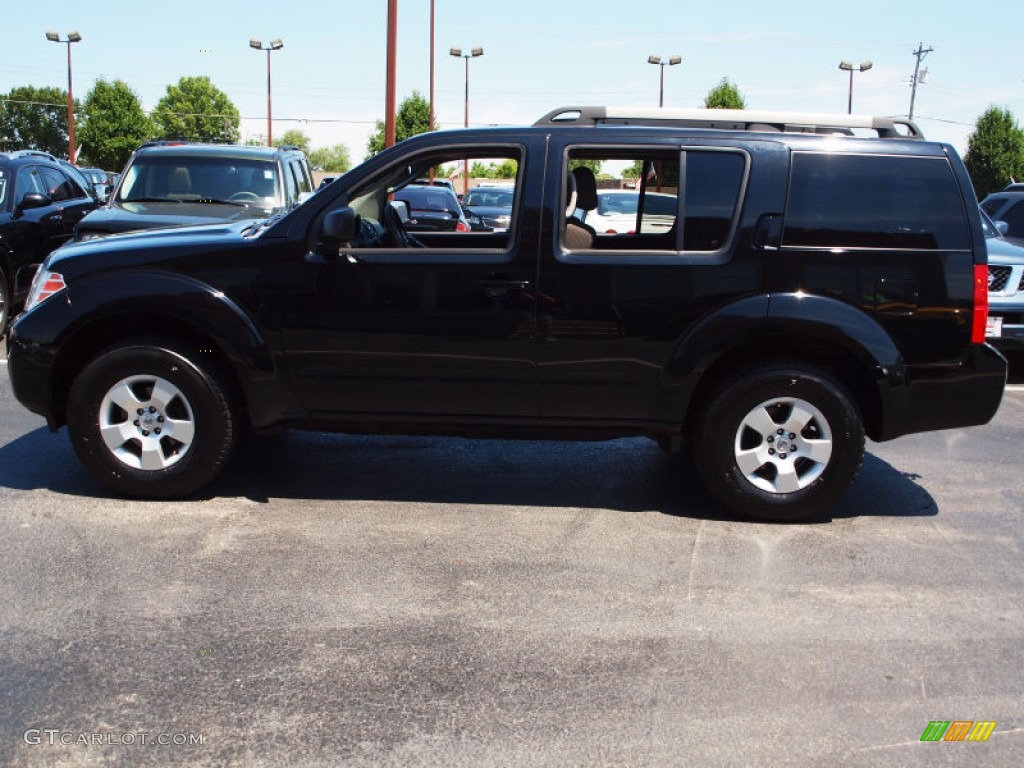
[565,170,577,217]
[571,166,598,212]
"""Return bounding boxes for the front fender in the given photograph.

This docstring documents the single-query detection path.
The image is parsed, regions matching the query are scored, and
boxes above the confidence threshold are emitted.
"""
[11,269,292,429]
[65,269,274,373]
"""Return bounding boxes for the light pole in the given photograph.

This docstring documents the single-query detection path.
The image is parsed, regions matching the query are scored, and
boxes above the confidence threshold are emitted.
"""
[250,38,283,146]
[45,31,82,161]
[648,55,681,108]
[450,46,483,195]
[838,60,872,114]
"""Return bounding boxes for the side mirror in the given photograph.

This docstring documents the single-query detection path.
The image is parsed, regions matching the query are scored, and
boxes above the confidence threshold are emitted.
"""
[316,207,360,256]
[995,219,1010,236]
[18,192,51,211]
[388,199,410,223]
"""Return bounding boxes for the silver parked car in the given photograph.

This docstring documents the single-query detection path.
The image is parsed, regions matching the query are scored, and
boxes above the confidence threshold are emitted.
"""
[982,208,1024,352]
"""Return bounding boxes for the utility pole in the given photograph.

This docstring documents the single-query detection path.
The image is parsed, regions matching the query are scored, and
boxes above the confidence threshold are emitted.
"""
[909,42,933,121]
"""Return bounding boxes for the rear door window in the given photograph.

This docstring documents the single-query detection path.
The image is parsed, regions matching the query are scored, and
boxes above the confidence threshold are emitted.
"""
[559,147,748,256]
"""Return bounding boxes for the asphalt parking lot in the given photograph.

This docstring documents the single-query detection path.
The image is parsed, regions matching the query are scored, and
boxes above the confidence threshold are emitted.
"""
[1,340,1022,767]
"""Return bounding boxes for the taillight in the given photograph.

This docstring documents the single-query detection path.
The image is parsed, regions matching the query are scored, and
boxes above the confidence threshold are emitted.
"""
[972,264,988,344]
[456,220,470,233]
[24,269,66,313]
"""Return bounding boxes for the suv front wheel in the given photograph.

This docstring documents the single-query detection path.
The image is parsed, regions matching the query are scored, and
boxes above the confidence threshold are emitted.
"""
[67,340,236,498]
[694,363,865,521]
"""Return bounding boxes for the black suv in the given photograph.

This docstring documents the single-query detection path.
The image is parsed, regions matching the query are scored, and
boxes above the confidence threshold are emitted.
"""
[74,142,314,239]
[6,107,1007,520]
[0,150,98,330]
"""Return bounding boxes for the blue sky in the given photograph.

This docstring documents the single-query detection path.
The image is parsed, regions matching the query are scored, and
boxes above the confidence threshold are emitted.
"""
[3,1,1021,165]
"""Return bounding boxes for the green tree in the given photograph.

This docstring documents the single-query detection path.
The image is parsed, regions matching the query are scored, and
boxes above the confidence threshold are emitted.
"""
[469,159,519,179]
[152,76,240,143]
[0,85,74,155]
[274,129,312,153]
[703,78,746,110]
[308,143,352,173]
[366,91,433,156]
[964,106,1024,200]
[77,79,152,170]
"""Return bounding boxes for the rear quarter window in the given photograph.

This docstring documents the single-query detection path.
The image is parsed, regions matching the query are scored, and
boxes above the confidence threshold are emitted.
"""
[783,153,970,250]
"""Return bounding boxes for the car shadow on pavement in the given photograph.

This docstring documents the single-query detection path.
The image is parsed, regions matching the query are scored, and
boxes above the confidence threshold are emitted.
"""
[210,431,935,523]
[0,425,103,497]
[0,428,938,522]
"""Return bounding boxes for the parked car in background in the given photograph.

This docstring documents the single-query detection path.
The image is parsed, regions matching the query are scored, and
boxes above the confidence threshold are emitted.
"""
[461,185,514,231]
[0,150,98,330]
[982,208,1024,353]
[980,187,1024,239]
[78,167,113,201]
[391,184,469,232]
[74,142,314,240]
[584,190,677,234]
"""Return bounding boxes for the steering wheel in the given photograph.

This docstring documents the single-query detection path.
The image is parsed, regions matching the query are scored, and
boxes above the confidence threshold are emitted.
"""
[382,202,426,248]
[229,191,261,202]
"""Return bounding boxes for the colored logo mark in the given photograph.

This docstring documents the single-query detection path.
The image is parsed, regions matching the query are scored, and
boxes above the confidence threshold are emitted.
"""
[920,721,997,742]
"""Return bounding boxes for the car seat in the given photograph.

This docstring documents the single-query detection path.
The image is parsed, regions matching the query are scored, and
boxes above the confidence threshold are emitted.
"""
[564,166,598,249]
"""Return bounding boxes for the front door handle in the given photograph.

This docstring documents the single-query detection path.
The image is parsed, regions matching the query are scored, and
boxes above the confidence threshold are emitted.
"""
[477,277,530,300]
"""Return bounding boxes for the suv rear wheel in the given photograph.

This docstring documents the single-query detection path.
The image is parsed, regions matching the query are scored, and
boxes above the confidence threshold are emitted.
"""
[694,362,865,521]
[67,340,236,498]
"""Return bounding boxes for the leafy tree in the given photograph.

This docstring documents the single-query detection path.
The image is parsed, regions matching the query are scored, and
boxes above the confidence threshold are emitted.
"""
[470,159,519,179]
[77,79,152,170]
[703,78,746,110]
[964,106,1024,199]
[367,91,433,156]
[0,85,74,155]
[274,129,312,153]
[308,144,352,173]
[152,76,240,143]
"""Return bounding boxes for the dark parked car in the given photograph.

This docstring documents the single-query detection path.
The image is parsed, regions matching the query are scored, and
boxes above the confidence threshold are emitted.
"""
[980,187,1024,239]
[391,184,469,232]
[461,185,514,232]
[0,150,98,330]
[74,142,314,240]
[78,167,113,200]
[6,106,1006,521]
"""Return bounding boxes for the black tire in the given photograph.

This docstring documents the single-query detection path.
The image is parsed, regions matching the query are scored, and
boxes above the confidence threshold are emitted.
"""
[67,339,236,498]
[694,362,865,522]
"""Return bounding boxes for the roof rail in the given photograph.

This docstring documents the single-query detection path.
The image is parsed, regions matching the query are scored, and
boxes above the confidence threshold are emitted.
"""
[534,106,924,140]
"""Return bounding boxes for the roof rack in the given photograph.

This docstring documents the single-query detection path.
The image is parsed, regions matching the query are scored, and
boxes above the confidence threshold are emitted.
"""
[534,106,924,140]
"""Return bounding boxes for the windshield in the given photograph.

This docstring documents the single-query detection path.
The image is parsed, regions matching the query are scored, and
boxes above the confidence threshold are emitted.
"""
[463,189,513,208]
[117,155,281,212]
[393,186,461,215]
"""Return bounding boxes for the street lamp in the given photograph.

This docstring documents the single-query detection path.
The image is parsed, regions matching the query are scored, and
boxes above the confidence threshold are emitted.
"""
[838,60,872,114]
[45,31,82,161]
[250,38,283,146]
[450,46,483,195]
[648,55,681,108]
